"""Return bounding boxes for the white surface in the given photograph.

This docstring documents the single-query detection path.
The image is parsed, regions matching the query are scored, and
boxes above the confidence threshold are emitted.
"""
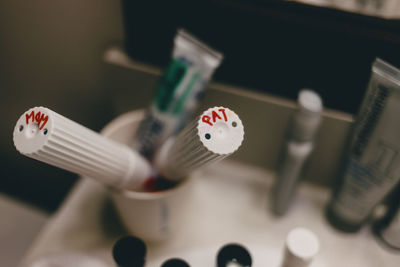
[29,252,108,267]
[17,159,400,267]
[0,194,48,267]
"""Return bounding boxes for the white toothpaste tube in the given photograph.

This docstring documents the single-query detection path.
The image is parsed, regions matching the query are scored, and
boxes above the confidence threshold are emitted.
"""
[154,106,244,182]
[133,29,223,159]
[13,107,152,191]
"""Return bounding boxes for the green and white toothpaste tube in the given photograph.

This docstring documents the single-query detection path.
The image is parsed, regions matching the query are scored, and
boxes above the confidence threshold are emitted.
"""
[133,29,223,159]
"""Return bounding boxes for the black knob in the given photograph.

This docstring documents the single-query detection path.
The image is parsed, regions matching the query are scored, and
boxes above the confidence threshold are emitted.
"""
[216,243,252,267]
[161,258,190,267]
[112,235,147,267]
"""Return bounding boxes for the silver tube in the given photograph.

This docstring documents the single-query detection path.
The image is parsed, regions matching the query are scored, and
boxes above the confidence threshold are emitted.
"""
[327,58,400,232]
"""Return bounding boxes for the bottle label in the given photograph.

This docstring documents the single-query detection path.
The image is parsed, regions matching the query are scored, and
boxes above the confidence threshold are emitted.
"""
[332,83,400,224]
[331,157,399,224]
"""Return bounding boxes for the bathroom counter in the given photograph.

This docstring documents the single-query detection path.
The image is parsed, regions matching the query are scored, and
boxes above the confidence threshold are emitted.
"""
[19,160,399,267]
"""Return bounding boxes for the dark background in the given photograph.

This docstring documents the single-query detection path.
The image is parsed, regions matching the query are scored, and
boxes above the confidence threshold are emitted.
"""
[122,0,400,114]
[0,0,122,212]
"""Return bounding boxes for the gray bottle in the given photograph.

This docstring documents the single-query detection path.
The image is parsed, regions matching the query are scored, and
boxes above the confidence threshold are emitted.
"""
[271,89,323,215]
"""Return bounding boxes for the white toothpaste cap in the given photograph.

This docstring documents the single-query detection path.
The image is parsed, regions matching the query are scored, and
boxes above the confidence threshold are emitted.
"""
[197,107,244,155]
[13,106,53,154]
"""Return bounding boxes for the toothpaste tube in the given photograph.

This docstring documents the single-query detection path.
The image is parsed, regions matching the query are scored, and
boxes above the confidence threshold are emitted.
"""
[326,58,400,232]
[13,107,152,191]
[133,29,223,159]
[154,106,244,182]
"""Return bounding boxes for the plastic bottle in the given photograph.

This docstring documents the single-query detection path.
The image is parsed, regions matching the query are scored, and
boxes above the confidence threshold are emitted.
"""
[280,227,320,267]
[271,89,323,215]
[326,58,400,232]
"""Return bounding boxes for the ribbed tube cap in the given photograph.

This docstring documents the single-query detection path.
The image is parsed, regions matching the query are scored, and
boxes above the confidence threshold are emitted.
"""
[155,106,244,181]
[13,107,151,190]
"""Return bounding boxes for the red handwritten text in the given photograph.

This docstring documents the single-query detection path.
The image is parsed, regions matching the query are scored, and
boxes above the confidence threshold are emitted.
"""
[25,110,49,130]
[201,108,228,126]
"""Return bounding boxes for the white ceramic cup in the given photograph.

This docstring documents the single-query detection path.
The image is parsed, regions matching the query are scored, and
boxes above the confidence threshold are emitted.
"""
[100,110,194,242]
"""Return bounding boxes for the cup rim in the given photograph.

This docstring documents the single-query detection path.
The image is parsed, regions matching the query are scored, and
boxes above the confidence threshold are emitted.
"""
[101,109,194,200]
[101,109,145,138]
[109,174,194,200]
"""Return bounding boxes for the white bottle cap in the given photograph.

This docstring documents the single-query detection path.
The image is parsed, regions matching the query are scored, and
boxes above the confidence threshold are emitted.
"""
[281,227,320,267]
[298,89,323,114]
[13,107,152,191]
[291,89,323,142]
